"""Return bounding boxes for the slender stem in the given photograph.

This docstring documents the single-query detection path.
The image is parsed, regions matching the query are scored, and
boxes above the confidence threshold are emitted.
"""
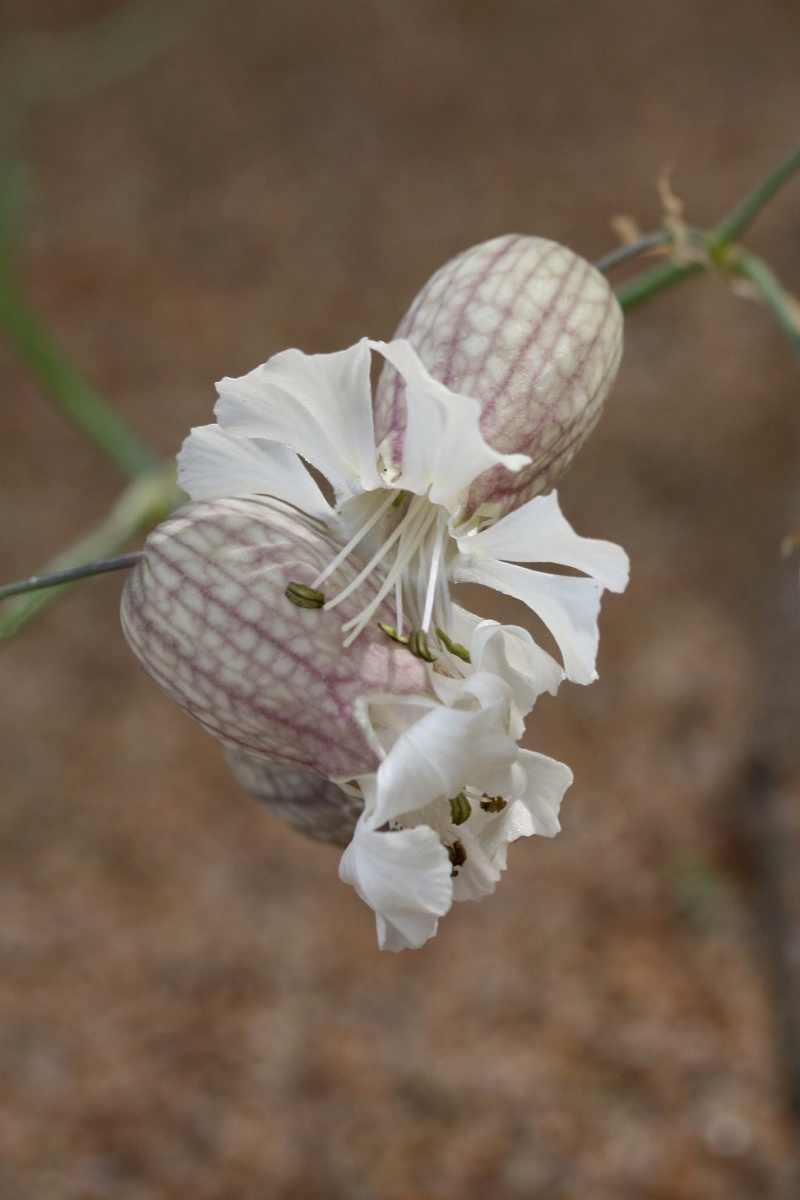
[732,249,800,362]
[609,140,800,314]
[0,273,157,478]
[593,230,673,275]
[614,257,703,312]
[0,554,143,601]
[715,140,800,244]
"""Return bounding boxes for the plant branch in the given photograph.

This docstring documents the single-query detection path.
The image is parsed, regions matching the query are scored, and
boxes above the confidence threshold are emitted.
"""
[0,554,143,602]
[730,249,800,362]
[715,140,800,244]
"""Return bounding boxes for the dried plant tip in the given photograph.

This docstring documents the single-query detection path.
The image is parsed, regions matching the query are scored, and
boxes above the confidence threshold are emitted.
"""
[286,581,326,608]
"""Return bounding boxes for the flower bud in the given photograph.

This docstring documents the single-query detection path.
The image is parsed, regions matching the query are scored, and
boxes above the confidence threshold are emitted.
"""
[121,497,429,782]
[374,235,622,521]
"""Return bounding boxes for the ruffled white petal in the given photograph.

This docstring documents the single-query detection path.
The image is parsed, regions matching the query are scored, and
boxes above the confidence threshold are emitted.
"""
[371,339,529,513]
[215,339,382,502]
[177,424,334,523]
[503,751,571,840]
[339,818,452,951]
[464,490,630,594]
[468,618,564,733]
[368,677,517,827]
[452,556,606,685]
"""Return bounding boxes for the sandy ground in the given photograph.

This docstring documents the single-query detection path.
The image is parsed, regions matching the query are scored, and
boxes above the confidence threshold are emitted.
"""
[2,1,800,1196]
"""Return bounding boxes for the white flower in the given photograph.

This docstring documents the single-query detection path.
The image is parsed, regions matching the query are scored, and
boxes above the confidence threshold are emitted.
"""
[178,337,628,684]
[121,235,630,954]
[338,623,572,951]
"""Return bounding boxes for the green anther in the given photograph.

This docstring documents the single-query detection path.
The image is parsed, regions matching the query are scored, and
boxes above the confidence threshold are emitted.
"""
[391,490,406,508]
[449,792,472,826]
[435,627,471,663]
[285,581,326,609]
[448,840,467,875]
[480,794,507,814]
[408,629,437,663]
[378,622,410,646]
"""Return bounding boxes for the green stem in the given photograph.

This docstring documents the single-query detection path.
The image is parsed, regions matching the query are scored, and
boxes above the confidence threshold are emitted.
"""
[593,230,672,275]
[731,249,800,362]
[0,274,157,477]
[715,140,800,244]
[613,140,800,314]
[0,554,143,601]
[614,257,703,312]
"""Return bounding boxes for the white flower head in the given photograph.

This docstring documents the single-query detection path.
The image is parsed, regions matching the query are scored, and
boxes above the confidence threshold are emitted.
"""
[121,234,630,954]
[338,622,573,951]
[179,336,627,684]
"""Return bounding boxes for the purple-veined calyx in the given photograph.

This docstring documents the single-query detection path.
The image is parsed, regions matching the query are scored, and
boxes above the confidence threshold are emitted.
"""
[374,234,623,521]
[121,497,431,781]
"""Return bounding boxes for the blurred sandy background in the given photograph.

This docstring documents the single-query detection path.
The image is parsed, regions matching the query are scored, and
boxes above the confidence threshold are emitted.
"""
[2,1,800,1196]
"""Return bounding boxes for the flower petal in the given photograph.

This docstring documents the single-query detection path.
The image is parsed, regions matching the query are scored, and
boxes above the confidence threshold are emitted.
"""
[452,555,607,685]
[462,751,570,882]
[339,817,452,951]
[371,338,529,512]
[177,424,334,523]
[462,490,630,593]
[467,617,565,730]
[365,673,518,827]
[504,750,572,840]
[215,339,382,501]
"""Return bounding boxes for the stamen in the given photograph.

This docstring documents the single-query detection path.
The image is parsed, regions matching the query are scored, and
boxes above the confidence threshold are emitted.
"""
[437,562,453,634]
[448,840,467,875]
[449,792,472,825]
[285,582,326,608]
[420,511,446,632]
[408,630,436,663]
[436,627,471,663]
[327,495,430,614]
[311,489,398,590]
[378,622,409,646]
[340,502,440,645]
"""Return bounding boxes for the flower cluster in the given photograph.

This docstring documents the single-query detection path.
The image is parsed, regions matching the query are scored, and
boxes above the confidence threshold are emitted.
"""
[121,234,628,950]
